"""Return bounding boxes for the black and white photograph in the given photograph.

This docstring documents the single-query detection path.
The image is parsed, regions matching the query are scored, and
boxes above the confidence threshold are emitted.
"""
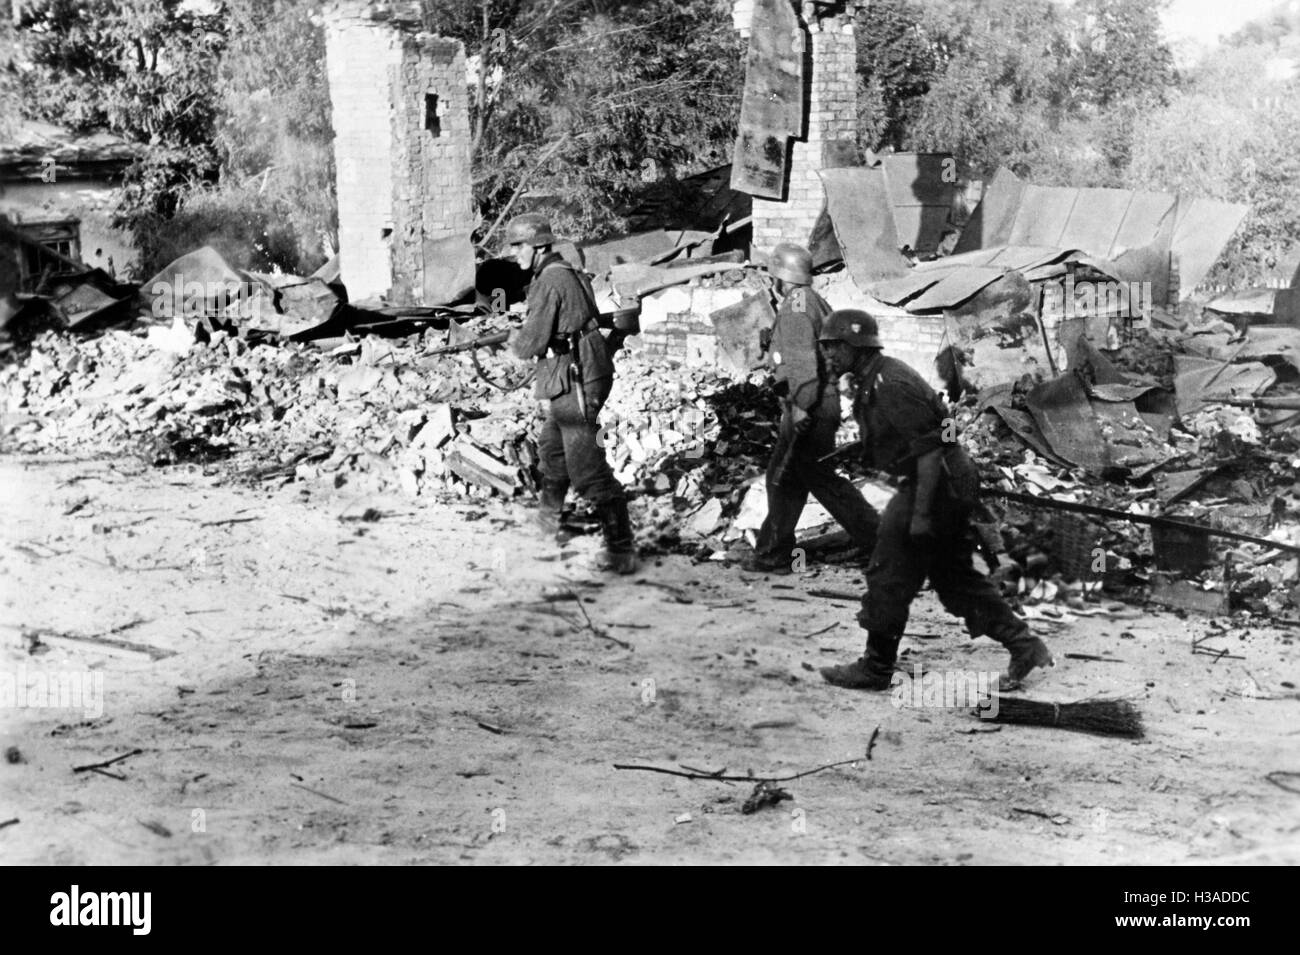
[0,0,1294,886]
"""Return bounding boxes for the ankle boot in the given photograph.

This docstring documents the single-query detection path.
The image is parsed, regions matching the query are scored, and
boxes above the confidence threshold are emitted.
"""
[595,498,639,574]
[820,632,899,690]
[1000,630,1055,687]
[534,479,568,535]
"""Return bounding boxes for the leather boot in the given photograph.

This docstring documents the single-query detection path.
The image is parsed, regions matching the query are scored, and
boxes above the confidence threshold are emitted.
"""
[999,630,1055,687]
[534,479,568,536]
[820,632,899,690]
[594,498,639,574]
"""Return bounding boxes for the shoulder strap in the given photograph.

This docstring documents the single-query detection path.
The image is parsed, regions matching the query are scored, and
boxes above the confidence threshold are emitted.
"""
[540,258,600,320]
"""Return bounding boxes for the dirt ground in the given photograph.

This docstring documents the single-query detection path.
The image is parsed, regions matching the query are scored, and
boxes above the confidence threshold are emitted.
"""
[2,453,1298,865]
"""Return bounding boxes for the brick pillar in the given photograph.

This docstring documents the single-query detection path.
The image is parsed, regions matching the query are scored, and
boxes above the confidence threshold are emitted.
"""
[325,3,475,304]
[390,35,476,304]
[744,5,862,254]
[324,3,402,301]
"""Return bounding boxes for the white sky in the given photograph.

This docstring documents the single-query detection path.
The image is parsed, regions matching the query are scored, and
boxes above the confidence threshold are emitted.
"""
[1161,0,1294,46]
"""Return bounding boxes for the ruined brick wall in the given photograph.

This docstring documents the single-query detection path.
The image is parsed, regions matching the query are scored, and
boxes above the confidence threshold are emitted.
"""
[737,3,861,254]
[325,6,402,301]
[389,36,475,304]
[325,4,474,304]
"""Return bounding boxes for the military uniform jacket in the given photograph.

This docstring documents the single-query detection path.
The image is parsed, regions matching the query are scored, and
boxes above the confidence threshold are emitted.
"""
[509,253,614,400]
[769,287,839,421]
[852,353,952,476]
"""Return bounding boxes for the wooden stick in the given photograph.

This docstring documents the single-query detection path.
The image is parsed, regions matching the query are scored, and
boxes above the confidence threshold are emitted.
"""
[570,593,633,650]
[72,748,143,774]
[614,727,880,783]
[289,782,346,805]
[800,622,838,639]
[990,489,1300,554]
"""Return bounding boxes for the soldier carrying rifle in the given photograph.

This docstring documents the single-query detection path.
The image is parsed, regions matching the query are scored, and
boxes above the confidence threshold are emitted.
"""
[744,242,880,574]
[503,214,639,575]
[815,308,1054,690]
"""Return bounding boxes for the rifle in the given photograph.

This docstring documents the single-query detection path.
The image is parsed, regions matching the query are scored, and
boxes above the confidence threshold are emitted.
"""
[425,327,512,357]
[818,440,863,466]
[819,440,1004,568]
[425,306,641,357]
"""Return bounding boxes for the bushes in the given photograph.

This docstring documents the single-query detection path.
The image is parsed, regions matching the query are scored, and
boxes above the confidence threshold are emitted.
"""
[132,183,322,279]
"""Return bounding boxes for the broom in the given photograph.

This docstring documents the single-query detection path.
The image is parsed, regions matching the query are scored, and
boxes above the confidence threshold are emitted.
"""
[976,695,1144,738]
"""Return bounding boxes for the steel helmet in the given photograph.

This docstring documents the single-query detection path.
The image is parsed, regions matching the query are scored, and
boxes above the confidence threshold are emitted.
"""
[819,308,882,348]
[505,213,556,247]
[767,242,813,285]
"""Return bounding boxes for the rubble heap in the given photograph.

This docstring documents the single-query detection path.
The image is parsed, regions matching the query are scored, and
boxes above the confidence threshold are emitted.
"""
[0,325,781,544]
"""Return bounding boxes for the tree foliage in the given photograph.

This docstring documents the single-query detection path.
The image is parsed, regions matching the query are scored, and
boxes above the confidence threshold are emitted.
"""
[422,0,742,243]
[15,0,227,229]
[854,0,934,152]
[1127,42,1300,286]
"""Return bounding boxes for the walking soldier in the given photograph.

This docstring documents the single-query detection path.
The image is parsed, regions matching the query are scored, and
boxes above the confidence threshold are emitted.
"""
[505,213,638,574]
[815,308,1054,689]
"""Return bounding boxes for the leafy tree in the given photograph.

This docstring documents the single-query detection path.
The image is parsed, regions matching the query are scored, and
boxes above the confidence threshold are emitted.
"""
[14,0,227,231]
[421,0,742,243]
[0,1,20,141]
[905,0,1073,177]
[1128,42,1300,287]
[1073,0,1176,110]
[207,0,336,271]
[854,0,934,152]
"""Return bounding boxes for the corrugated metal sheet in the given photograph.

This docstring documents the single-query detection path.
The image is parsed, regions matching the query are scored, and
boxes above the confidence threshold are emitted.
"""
[1007,186,1083,248]
[955,167,1246,298]
[1115,192,1178,251]
[902,267,1002,311]
[870,271,944,305]
[730,0,804,198]
[880,153,957,254]
[1172,198,1250,294]
[819,167,911,287]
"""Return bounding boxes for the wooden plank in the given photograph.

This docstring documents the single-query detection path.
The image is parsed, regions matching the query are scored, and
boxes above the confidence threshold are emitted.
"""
[446,440,519,496]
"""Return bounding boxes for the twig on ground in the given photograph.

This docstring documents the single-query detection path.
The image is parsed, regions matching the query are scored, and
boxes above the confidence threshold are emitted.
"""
[72,749,143,774]
[807,588,860,602]
[800,623,839,640]
[289,781,346,805]
[1265,771,1300,794]
[614,728,880,783]
[570,593,633,650]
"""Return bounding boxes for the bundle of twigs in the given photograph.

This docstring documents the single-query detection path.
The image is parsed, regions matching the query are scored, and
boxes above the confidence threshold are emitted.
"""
[978,696,1144,738]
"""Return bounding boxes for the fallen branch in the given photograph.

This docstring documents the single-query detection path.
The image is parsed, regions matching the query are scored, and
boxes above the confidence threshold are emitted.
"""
[614,728,879,783]
[807,588,860,602]
[289,781,346,805]
[800,622,838,640]
[570,593,633,651]
[72,748,143,774]
[990,489,1300,555]
[1265,771,1300,794]
[200,516,260,528]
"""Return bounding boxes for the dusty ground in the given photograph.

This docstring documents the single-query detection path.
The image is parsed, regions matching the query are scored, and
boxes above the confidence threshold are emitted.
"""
[2,453,1298,865]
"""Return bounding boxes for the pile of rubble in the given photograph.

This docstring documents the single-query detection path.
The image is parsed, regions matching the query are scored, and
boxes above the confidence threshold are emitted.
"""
[963,315,1300,618]
[0,322,784,541]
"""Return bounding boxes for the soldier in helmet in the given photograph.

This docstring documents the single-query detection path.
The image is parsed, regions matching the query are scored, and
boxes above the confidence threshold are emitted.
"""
[745,242,880,574]
[504,213,638,574]
[815,308,1054,689]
